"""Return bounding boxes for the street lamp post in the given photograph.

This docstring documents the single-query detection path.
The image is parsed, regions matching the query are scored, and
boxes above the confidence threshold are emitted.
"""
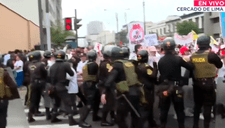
[143,0,146,35]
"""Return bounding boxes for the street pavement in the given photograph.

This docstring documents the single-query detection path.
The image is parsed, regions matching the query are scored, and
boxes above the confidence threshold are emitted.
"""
[6,86,215,128]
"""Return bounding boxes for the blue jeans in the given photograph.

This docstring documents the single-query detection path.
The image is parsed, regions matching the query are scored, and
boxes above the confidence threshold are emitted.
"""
[15,71,24,87]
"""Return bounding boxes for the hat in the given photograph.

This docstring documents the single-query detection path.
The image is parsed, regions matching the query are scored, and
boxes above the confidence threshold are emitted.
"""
[80,53,86,57]
[148,46,157,52]
[220,44,225,50]
[180,46,189,55]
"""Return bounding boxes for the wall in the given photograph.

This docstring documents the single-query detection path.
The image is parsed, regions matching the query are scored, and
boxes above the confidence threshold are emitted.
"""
[0,3,40,54]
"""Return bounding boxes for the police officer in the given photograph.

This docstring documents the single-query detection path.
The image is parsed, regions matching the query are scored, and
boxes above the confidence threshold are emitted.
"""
[42,50,54,120]
[136,50,158,128]
[157,38,194,128]
[0,57,20,128]
[23,54,33,106]
[191,36,223,128]
[27,51,48,122]
[80,50,100,128]
[121,46,130,60]
[49,51,78,126]
[101,46,142,128]
[98,45,115,126]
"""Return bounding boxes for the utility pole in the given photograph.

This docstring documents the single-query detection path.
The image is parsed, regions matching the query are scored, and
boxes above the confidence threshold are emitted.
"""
[116,13,118,33]
[46,0,51,51]
[38,0,44,45]
[75,9,78,44]
[143,0,146,35]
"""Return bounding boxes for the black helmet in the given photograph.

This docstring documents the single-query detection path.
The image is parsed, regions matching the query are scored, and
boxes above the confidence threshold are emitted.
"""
[29,51,41,61]
[137,50,149,63]
[87,50,97,62]
[197,36,210,49]
[44,50,53,59]
[162,38,176,51]
[111,46,124,61]
[101,45,117,59]
[121,46,130,59]
[54,51,66,61]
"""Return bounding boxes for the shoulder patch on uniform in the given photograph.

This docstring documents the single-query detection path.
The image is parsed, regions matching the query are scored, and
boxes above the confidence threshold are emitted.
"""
[124,62,133,68]
[29,65,36,71]
[147,69,153,75]
[83,65,87,70]
[145,63,149,67]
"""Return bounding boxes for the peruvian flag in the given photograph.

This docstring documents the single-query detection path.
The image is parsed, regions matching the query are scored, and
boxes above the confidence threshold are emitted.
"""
[120,41,123,46]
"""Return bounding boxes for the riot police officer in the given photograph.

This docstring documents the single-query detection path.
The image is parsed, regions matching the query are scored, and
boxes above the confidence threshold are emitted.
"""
[157,38,194,128]
[23,54,33,106]
[101,46,142,128]
[0,57,20,128]
[98,45,116,126]
[49,51,78,126]
[27,51,48,123]
[136,50,158,128]
[80,50,100,128]
[191,36,223,128]
[121,46,130,60]
[42,50,54,120]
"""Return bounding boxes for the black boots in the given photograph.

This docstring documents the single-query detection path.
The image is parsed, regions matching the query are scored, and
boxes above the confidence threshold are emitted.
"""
[28,112,35,123]
[45,107,51,120]
[51,113,62,123]
[79,106,92,127]
[69,115,78,126]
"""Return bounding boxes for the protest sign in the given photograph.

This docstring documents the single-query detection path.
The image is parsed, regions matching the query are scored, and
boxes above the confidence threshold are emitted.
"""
[145,34,158,46]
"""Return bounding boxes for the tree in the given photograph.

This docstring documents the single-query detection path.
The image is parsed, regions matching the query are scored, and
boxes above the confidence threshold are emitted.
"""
[51,20,75,46]
[176,21,201,35]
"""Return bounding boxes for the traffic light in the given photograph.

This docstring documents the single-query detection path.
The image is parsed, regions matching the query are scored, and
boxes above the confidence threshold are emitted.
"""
[74,18,82,30]
[65,18,72,30]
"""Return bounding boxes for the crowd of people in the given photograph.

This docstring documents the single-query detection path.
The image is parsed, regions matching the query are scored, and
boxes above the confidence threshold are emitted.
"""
[0,35,225,128]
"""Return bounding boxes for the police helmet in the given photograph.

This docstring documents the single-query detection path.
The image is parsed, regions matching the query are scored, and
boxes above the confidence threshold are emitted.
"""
[54,51,66,61]
[44,50,53,59]
[87,50,97,62]
[162,37,176,51]
[137,50,149,63]
[197,35,210,49]
[111,46,124,61]
[29,51,41,61]
[121,46,130,59]
[101,45,117,59]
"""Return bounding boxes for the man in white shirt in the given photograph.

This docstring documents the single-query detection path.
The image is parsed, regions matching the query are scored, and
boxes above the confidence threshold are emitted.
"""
[3,52,11,66]
[76,53,88,74]
[66,60,79,115]
[129,44,143,61]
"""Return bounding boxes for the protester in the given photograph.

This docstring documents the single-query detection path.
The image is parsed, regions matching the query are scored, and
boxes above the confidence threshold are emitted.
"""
[14,54,24,87]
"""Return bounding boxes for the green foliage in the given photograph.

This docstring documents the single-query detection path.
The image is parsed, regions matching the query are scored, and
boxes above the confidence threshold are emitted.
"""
[51,21,75,46]
[176,21,201,35]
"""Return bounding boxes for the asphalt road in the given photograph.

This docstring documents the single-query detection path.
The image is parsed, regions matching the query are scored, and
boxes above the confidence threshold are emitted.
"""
[6,85,216,128]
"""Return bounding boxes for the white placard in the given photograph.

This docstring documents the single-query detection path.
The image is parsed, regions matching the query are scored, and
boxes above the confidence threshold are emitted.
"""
[144,34,158,46]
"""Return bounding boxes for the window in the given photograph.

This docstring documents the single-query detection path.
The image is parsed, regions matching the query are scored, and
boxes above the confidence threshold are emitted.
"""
[195,17,199,27]
[201,16,204,29]
[160,29,162,35]
[209,12,212,16]
[212,17,219,23]
[164,28,166,34]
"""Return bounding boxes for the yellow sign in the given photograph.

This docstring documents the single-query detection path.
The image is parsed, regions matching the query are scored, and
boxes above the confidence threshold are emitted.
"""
[147,69,152,75]
[192,58,206,62]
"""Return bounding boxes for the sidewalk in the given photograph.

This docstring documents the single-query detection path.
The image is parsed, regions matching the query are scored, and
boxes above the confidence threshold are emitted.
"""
[7,87,29,128]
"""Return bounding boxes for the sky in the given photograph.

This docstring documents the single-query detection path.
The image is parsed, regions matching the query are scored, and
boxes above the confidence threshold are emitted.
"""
[62,0,193,37]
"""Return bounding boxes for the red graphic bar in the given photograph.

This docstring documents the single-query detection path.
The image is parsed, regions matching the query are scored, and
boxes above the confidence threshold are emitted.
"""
[194,0,225,6]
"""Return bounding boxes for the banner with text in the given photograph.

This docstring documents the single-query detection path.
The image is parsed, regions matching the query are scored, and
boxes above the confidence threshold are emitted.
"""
[144,34,158,46]
[127,22,145,52]
[174,32,193,45]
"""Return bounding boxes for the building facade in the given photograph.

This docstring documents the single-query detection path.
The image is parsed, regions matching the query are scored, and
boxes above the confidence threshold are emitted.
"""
[87,21,103,35]
[146,13,205,37]
[204,12,221,39]
[97,31,115,45]
[0,3,40,53]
